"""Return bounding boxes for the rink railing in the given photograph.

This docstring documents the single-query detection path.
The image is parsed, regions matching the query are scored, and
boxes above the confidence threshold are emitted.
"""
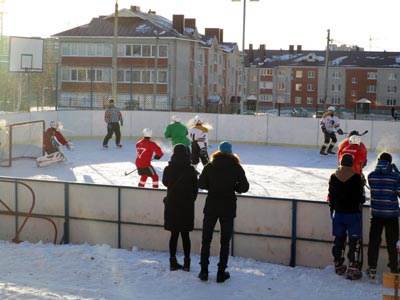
[0,177,388,272]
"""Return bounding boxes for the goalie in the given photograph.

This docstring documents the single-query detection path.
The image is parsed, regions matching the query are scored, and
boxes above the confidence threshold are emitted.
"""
[36,121,74,167]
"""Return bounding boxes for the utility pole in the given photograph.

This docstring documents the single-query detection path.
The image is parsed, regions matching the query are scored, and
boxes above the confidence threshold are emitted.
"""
[111,1,118,100]
[323,29,331,105]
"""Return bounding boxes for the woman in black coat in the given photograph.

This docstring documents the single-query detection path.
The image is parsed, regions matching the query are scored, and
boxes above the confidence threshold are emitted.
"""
[162,143,198,271]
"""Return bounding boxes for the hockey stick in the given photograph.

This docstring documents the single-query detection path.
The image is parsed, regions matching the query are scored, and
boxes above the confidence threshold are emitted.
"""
[124,168,137,176]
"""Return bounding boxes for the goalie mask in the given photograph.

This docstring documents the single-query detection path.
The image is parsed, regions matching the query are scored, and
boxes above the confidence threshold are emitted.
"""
[143,128,152,138]
[50,121,59,130]
[349,135,361,145]
[194,115,204,125]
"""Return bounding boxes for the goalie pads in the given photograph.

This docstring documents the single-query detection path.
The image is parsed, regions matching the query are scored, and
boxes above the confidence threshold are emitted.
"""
[36,151,65,167]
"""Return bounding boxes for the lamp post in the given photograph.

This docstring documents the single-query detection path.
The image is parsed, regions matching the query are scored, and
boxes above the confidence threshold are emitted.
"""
[233,0,259,115]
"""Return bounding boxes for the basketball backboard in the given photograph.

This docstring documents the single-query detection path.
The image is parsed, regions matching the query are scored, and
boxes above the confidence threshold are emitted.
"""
[9,36,44,73]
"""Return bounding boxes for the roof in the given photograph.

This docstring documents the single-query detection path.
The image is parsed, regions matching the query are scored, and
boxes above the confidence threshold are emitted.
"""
[245,49,400,69]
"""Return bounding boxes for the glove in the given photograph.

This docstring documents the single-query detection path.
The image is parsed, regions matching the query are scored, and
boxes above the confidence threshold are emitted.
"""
[321,125,327,133]
[120,121,123,127]
[107,123,112,130]
[66,142,74,151]
[337,129,344,135]
[153,155,161,160]
[200,147,208,155]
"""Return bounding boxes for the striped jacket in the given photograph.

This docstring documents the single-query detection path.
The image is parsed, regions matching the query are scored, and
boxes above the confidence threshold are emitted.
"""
[368,160,400,218]
[104,107,123,124]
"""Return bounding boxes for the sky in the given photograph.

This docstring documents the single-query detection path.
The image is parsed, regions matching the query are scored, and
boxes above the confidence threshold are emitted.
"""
[2,0,400,52]
[0,138,392,299]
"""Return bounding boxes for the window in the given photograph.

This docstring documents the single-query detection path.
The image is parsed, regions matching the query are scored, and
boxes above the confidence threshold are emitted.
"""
[330,97,341,105]
[295,70,302,78]
[295,96,301,104]
[351,90,357,97]
[125,45,132,56]
[159,45,168,57]
[367,72,377,80]
[260,81,273,89]
[352,77,357,84]
[308,71,315,78]
[251,75,257,81]
[132,45,141,56]
[277,83,285,90]
[278,70,286,77]
[387,99,397,106]
[389,73,397,80]
[260,69,273,76]
[307,97,313,104]
[332,71,341,79]
[295,83,302,91]
[387,86,397,93]
[367,85,376,93]
[142,70,151,83]
[307,84,314,91]
[158,71,168,83]
[142,45,151,57]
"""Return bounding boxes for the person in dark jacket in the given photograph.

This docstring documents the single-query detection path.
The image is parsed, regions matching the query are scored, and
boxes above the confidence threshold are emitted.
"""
[328,154,365,280]
[162,144,198,272]
[366,152,400,279]
[198,141,249,283]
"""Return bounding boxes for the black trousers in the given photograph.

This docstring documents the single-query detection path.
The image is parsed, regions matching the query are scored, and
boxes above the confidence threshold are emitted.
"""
[200,215,234,271]
[103,122,121,146]
[367,216,399,270]
[190,142,209,166]
[169,231,190,258]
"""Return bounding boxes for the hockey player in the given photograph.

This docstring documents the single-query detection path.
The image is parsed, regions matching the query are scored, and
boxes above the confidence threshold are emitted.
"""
[135,128,163,188]
[164,115,190,151]
[189,116,209,171]
[328,154,365,280]
[320,106,343,155]
[37,121,74,167]
[338,132,367,175]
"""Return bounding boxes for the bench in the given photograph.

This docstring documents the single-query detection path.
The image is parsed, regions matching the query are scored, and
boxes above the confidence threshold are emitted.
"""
[383,272,400,300]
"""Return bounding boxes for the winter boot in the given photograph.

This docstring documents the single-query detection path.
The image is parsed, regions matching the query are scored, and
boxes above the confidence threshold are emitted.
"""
[169,257,182,271]
[366,267,377,280]
[327,145,336,154]
[334,258,347,276]
[320,145,328,155]
[183,257,191,272]
[216,270,231,283]
[347,262,362,280]
[198,268,209,281]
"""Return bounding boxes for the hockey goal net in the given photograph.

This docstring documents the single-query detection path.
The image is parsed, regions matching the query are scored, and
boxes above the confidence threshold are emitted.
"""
[0,120,45,167]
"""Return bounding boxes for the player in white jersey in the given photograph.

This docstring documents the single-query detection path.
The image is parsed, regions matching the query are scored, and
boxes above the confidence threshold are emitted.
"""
[189,116,210,171]
[320,106,344,155]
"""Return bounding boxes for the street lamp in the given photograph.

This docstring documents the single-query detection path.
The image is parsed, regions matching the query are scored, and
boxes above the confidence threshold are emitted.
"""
[233,0,259,115]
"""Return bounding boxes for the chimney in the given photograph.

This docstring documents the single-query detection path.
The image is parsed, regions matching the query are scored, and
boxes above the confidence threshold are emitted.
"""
[185,18,196,29]
[249,43,254,63]
[289,45,294,54]
[260,44,266,60]
[130,6,141,12]
[173,15,185,34]
[148,9,156,15]
[205,28,223,43]
[297,45,302,53]
[219,29,223,43]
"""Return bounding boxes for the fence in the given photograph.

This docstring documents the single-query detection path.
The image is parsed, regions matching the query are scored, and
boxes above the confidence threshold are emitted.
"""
[0,177,391,273]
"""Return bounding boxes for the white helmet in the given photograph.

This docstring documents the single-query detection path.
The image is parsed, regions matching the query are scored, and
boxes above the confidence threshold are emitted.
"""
[328,106,335,112]
[194,115,203,125]
[143,128,152,138]
[172,115,181,122]
[50,121,58,129]
[349,135,361,145]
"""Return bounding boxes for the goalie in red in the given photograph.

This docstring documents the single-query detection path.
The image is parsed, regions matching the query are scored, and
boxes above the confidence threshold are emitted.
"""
[37,121,74,167]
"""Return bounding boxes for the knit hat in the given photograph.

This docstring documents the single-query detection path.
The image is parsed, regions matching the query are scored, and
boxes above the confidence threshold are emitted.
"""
[219,141,232,154]
[378,152,392,163]
[340,154,354,167]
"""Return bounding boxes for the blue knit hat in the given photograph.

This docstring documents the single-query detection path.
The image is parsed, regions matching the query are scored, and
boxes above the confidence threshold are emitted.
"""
[219,141,232,154]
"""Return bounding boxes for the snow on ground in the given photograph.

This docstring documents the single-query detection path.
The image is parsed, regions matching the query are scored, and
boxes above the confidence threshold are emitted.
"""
[0,138,396,299]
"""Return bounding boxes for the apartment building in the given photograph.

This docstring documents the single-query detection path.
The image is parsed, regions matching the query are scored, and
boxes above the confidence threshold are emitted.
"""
[52,5,240,113]
[245,44,400,114]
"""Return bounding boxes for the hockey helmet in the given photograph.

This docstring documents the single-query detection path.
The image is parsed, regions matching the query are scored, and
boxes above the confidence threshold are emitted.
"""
[194,115,204,125]
[172,115,181,122]
[143,128,152,138]
[50,121,58,129]
[328,106,335,112]
[348,130,359,138]
[349,135,361,145]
